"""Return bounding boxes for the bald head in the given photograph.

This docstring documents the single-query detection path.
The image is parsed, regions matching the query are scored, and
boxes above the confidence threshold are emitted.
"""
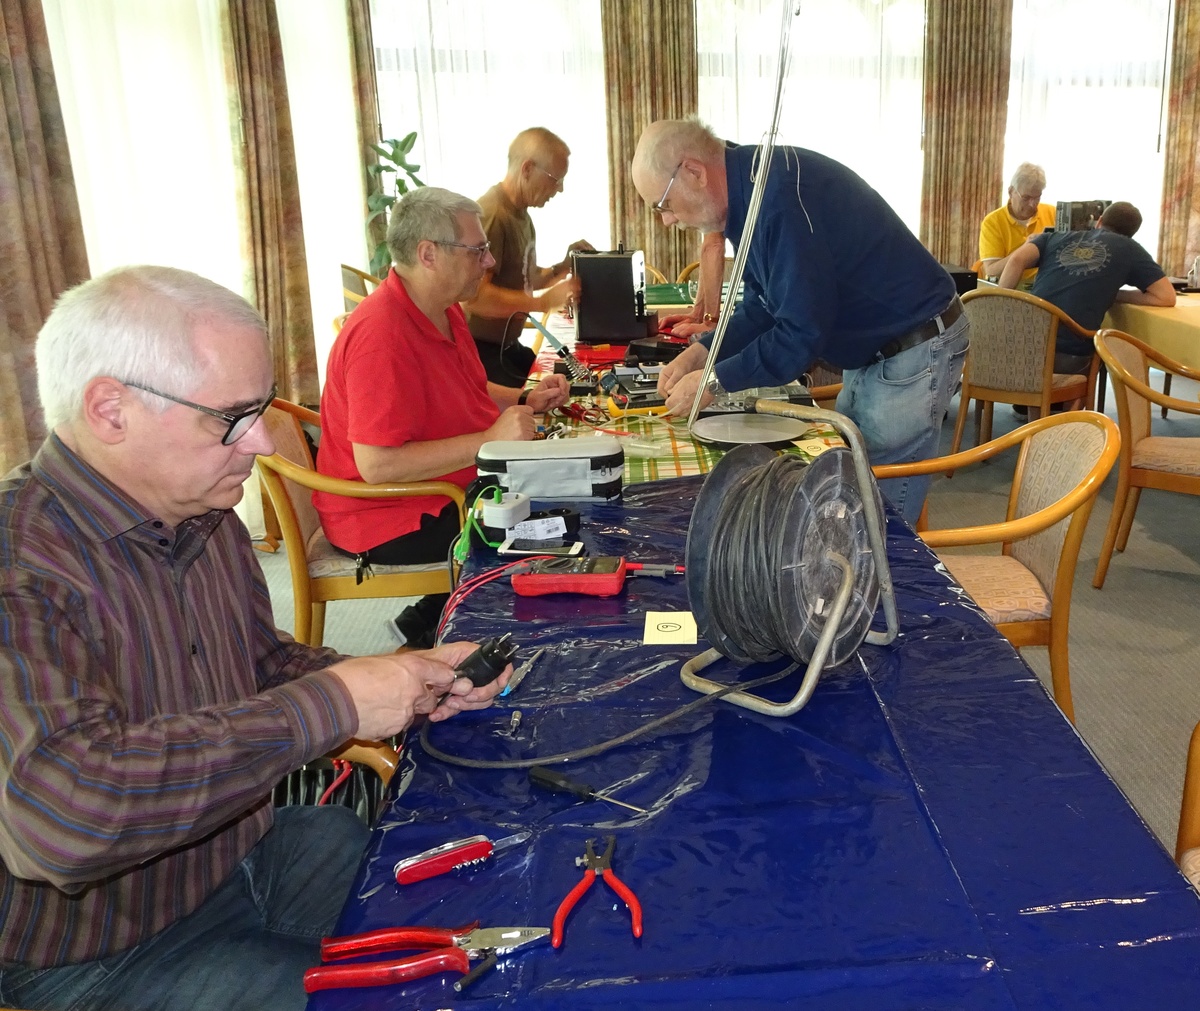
[502,127,570,210]
[632,118,728,234]
[507,128,569,173]
[632,119,724,179]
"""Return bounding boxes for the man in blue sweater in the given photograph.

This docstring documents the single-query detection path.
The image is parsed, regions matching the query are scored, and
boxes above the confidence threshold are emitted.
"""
[633,119,968,522]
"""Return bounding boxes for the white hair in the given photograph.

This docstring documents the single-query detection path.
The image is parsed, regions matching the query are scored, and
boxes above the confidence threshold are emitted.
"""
[1009,162,1046,193]
[386,187,482,267]
[36,265,268,429]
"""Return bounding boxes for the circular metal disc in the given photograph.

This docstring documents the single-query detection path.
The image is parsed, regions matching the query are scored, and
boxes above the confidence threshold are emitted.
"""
[691,414,810,445]
[686,444,778,663]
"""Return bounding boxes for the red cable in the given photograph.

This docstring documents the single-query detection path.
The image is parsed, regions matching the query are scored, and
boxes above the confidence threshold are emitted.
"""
[318,759,353,805]
[436,557,554,639]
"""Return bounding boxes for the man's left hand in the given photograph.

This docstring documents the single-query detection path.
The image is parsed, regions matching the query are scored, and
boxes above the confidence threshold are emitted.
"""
[525,373,570,412]
[420,641,511,722]
[663,370,716,417]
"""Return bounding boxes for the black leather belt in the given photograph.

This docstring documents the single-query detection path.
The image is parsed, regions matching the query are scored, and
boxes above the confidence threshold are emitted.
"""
[874,297,964,361]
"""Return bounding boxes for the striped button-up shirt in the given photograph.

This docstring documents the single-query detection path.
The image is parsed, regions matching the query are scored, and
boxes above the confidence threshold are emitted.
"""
[0,436,357,966]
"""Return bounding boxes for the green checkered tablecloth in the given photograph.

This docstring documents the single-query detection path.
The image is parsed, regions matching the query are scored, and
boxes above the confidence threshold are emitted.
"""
[539,397,841,483]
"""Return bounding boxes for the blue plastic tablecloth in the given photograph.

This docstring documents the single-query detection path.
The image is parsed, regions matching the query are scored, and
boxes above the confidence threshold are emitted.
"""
[309,478,1200,1009]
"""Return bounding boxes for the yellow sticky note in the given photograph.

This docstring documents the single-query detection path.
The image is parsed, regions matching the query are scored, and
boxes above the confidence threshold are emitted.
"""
[643,611,698,645]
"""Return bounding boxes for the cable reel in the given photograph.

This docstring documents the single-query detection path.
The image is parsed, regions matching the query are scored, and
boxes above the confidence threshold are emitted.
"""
[681,401,899,717]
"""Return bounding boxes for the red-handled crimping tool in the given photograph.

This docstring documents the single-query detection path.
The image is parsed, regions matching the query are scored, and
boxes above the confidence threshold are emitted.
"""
[302,920,549,994]
[393,831,530,885]
[551,836,643,948]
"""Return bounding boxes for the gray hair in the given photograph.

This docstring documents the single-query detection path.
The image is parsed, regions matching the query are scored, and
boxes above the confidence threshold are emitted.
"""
[386,187,482,267]
[1009,162,1047,194]
[634,117,725,177]
[36,265,268,430]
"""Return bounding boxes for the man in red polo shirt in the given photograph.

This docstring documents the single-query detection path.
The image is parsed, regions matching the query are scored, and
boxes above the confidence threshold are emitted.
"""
[317,186,568,646]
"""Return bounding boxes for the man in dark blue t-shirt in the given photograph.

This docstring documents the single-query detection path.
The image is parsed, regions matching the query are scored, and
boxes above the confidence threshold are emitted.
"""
[632,119,968,524]
[999,201,1175,374]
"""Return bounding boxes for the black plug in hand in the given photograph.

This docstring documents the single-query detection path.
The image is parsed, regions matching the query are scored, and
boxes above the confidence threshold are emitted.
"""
[454,633,518,689]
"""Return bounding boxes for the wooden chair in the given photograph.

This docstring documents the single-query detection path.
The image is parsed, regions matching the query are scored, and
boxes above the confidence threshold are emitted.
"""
[677,260,701,284]
[874,411,1120,723]
[951,288,1099,453]
[330,738,400,787]
[255,399,464,646]
[1176,721,1200,885]
[1092,329,1200,588]
[645,263,667,284]
[333,312,350,335]
[341,264,382,312]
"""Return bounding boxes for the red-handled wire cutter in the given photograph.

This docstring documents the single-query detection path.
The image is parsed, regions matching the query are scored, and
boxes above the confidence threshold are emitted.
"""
[551,836,644,948]
[302,920,550,994]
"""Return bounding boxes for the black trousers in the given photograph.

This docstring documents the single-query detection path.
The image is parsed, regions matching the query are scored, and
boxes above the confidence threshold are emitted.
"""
[474,338,536,388]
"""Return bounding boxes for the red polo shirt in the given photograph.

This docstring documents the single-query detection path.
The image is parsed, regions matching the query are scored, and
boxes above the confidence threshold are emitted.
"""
[315,271,499,553]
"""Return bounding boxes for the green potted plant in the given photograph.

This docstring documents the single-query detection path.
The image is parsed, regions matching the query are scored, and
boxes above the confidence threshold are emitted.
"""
[367,132,425,277]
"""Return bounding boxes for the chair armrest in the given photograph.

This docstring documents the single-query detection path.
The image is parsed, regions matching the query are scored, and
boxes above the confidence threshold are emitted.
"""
[257,453,466,509]
[328,738,399,787]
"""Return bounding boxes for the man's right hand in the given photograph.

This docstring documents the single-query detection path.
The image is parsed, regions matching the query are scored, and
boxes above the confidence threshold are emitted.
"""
[485,405,536,442]
[657,340,709,397]
[327,653,460,741]
[539,276,580,313]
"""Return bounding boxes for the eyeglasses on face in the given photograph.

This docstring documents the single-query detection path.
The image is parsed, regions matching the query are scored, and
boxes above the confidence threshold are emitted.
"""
[435,239,492,260]
[652,163,684,214]
[535,164,562,185]
[122,380,277,445]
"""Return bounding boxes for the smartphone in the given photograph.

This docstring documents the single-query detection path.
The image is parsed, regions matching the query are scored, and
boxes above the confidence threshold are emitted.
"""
[497,537,585,557]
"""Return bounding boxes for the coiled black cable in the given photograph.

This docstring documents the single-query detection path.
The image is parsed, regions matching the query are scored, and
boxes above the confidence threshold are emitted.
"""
[704,454,819,661]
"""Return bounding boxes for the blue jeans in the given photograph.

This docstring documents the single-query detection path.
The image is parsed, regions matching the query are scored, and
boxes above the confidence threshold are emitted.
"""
[836,312,970,524]
[0,805,368,1011]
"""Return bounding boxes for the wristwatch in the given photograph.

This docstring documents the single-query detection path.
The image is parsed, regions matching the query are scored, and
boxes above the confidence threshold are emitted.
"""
[703,312,716,324]
[704,372,724,398]
[518,389,530,406]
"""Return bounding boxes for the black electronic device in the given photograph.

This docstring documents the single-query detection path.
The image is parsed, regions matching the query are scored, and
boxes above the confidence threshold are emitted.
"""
[572,249,656,344]
[1055,200,1111,233]
[625,336,689,363]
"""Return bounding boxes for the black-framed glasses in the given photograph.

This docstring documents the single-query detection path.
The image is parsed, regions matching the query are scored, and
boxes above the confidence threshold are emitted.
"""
[652,163,683,214]
[123,380,277,445]
[435,239,492,260]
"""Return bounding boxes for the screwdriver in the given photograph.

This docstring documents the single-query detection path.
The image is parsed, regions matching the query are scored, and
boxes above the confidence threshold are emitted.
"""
[529,766,648,815]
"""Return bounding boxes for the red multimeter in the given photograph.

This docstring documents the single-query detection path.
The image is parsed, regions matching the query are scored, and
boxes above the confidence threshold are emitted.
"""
[511,556,627,597]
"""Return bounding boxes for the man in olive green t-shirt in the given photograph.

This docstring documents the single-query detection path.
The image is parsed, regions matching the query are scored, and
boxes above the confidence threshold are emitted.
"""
[464,127,593,386]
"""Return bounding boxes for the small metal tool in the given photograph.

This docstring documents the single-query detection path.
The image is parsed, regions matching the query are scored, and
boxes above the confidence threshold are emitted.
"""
[501,648,545,698]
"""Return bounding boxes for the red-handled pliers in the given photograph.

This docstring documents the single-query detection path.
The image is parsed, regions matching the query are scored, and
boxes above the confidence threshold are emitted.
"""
[551,836,644,948]
[302,920,550,994]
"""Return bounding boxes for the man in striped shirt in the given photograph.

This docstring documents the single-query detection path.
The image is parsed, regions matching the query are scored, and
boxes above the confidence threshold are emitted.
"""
[0,266,509,1010]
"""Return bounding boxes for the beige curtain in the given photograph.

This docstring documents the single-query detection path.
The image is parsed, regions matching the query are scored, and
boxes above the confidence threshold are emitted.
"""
[0,0,89,473]
[226,0,318,406]
[920,0,1013,268]
[1159,0,1200,277]
[600,0,697,283]
[346,0,383,270]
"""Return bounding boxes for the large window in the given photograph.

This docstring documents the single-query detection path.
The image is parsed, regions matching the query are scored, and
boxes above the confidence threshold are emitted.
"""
[697,0,926,234]
[1005,0,1172,258]
[42,0,244,295]
[370,0,611,262]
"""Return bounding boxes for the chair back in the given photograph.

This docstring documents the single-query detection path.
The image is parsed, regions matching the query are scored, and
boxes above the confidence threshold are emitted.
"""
[1009,417,1113,602]
[341,264,382,312]
[960,288,1061,394]
[260,403,323,552]
[1095,329,1153,449]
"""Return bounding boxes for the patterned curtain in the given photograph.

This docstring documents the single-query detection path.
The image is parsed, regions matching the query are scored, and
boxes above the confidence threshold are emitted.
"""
[346,0,382,270]
[0,0,88,473]
[600,0,697,283]
[226,0,318,406]
[1159,0,1200,277]
[920,0,1013,267]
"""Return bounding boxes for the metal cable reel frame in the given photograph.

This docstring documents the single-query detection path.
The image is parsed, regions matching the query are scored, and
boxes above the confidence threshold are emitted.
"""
[681,399,899,717]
